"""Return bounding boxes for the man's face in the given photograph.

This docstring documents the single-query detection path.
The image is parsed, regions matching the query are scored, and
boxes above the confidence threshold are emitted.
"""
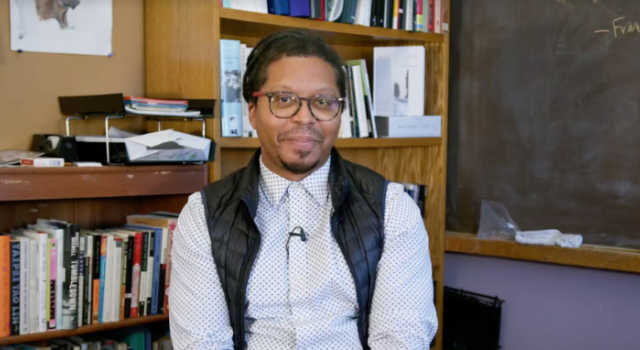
[249,56,341,180]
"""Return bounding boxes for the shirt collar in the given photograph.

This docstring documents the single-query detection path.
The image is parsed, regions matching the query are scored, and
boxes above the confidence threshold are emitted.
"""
[259,155,331,207]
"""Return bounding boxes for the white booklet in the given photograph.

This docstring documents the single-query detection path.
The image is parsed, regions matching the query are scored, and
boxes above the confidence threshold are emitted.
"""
[373,46,426,117]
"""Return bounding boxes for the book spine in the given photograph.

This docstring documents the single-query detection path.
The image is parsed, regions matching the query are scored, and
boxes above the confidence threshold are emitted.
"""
[77,241,84,328]
[98,236,107,323]
[124,236,134,319]
[120,237,128,321]
[20,158,64,167]
[35,236,47,332]
[10,241,20,335]
[415,0,423,31]
[18,239,28,335]
[434,0,441,33]
[428,0,434,32]
[28,240,38,334]
[84,244,92,326]
[219,40,243,137]
[441,0,448,33]
[151,229,161,315]
[164,225,175,314]
[48,238,57,330]
[139,232,149,316]
[130,233,142,318]
[92,236,101,325]
[112,238,122,322]
[63,226,79,330]
[0,236,9,337]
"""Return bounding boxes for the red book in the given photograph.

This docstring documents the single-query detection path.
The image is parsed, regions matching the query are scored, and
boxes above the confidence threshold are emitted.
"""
[130,232,143,318]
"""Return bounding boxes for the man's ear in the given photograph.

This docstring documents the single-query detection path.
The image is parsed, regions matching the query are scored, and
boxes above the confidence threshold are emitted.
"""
[248,101,257,130]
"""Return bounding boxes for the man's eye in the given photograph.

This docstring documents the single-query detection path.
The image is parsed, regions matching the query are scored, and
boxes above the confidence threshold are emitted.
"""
[279,97,290,103]
[317,99,328,105]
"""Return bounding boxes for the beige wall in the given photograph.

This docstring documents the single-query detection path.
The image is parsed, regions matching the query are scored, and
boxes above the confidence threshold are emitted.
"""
[0,0,144,151]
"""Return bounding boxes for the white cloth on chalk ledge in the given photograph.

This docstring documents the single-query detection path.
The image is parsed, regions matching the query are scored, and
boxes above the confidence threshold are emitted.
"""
[515,229,583,248]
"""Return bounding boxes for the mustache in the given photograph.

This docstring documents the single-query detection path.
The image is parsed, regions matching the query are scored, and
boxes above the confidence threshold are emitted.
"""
[277,126,324,143]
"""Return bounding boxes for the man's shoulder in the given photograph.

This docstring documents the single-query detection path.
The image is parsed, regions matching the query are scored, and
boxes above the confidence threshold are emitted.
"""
[201,165,248,206]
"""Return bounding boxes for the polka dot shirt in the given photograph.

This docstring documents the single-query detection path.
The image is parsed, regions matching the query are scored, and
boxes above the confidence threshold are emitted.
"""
[169,156,438,349]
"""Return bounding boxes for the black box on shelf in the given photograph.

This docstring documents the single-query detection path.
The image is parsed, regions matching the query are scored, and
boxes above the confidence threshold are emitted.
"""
[31,134,79,162]
[75,136,129,164]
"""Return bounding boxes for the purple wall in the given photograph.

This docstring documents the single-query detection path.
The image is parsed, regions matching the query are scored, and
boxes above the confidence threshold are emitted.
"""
[444,253,640,350]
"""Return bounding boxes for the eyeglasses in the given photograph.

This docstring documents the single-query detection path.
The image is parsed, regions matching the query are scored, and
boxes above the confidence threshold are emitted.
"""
[252,91,344,121]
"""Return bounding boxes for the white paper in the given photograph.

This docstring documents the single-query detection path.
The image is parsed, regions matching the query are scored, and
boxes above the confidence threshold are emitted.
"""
[10,0,113,56]
[124,129,211,162]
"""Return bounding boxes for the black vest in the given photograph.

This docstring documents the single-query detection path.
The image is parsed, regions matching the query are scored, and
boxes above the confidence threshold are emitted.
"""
[200,148,388,350]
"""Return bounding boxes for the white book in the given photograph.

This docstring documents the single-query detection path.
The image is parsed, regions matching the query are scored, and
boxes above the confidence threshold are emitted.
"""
[139,230,152,316]
[27,239,37,333]
[29,223,64,330]
[240,45,252,138]
[373,46,426,117]
[111,237,122,322]
[230,0,268,13]
[374,115,441,138]
[354,0,372,26]
[434,0,442,33]
[16,229,47,333]
[351,66,370,138]
[103,234,114,323]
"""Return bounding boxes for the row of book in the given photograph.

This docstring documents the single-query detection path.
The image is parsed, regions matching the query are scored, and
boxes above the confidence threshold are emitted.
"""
[2,327,173,350]
[402,182,427,217]
[221,40,440,138]
[0,214,177,338]
[224,0,449,34]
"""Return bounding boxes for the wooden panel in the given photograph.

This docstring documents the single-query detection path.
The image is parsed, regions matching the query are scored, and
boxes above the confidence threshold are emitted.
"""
[220,137,442,149]
[0,195,189,233]
[0,315,168,346]
[0,0,145,151]
[220,8,444,44]
[0,165,207,201]
[446,232,640,274]
[145,0,219,183]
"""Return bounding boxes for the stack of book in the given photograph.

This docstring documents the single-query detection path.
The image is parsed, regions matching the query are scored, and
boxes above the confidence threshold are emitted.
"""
[123,96,200,117]
[0,213,178,338]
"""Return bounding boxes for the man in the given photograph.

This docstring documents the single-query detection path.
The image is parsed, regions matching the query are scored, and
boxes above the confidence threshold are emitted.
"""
[170,30,438,350]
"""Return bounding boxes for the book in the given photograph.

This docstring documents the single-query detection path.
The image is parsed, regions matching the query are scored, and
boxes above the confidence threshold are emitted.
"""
[220,39,243,137]
[20,158,64,167]
[15,229,48,333]
[374,115,441,138]
[10,239,21,335]
[373,46,425,117]
[0,235,11,337]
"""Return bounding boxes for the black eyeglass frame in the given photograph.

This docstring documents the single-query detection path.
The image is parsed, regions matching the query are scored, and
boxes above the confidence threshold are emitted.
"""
[252,91,345,121]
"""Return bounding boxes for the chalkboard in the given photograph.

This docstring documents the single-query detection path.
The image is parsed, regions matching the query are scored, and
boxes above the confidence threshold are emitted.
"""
[446,0,640,248]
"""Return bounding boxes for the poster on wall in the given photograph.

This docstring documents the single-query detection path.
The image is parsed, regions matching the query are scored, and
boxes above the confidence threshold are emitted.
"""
[10,0,113,56]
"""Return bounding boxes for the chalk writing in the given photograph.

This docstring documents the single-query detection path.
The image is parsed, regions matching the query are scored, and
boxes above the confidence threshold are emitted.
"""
[595,17,640,37]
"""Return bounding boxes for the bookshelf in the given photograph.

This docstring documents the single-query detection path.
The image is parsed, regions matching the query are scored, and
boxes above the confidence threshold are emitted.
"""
[145,0,450,348]
[0,165,207,345]
[0,315,169,346]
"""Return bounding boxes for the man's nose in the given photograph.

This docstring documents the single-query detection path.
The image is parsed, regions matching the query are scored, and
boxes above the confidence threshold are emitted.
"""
[290,99,317,124]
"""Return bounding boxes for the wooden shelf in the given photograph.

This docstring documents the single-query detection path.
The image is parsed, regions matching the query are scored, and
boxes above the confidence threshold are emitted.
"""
[0,165,208,201]
[0,315,168,346]
[219,137,442,149]
[445,232,640,274]
[219,8,445,44]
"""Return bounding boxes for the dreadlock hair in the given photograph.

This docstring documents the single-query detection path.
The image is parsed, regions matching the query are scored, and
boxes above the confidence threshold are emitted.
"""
[242,29,346,104]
